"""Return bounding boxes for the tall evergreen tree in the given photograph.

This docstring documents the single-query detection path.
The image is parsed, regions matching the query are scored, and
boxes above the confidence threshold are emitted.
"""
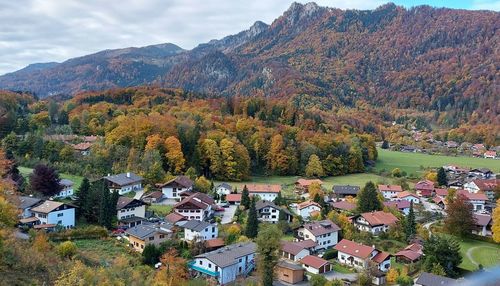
[245,197,259,239]
[404,201,416,242]
[241,185,250,209]
[357,181,382,212]
[76,177,90,219]
[274,191,283,206]
[437,167,448,186]
[99,182,111,228]
[423,235,462,277]
[256,225,282,286]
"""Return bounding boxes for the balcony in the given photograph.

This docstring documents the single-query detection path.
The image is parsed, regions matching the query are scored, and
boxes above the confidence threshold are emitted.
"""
[188,261,219,277]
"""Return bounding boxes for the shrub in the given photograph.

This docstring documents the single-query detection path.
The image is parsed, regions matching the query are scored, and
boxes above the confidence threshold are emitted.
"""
[57,241,77,258]
[322,248,338,260]
[48,226,108,241]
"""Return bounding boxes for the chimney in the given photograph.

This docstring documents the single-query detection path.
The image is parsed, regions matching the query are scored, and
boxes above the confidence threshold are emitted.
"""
[127,172,131,178]
[107,173,111,177]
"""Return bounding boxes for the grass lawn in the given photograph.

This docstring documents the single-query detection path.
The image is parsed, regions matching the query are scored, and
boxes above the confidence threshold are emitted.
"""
[19,166,84,189]
[148,204,173,216]
[281,234,295,242]
[330,262,355,273]
[456,237,500,271]
[376,149,500,175]
[72,238,138,265]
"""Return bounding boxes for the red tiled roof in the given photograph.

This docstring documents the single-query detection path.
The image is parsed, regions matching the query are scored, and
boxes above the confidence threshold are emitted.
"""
[174,193,213,210]
[434,188,448,197]
[334,239,374,259]
[405,243,423,253]
[372,251,391,264]
[484,151,497,156]
[415,180,434,191]
[72,142,92,151]
[473,179,499,192]
[246,184,281,193]
[473,214,492,226]
[165,212,186,223]
[205,238,225,248]
[331,201,356,211]
[457,190,488,201]
[297,201,321,210]
[300,255,329,269]
[226,194,242,202]
[433,196,445,205]
[397,191,419,199]
[359,211,398,226]
[384,200,410,210]
[296,179,323,187]
[378,185,403,192]
[395,250,422,261]
[303,220,340,236]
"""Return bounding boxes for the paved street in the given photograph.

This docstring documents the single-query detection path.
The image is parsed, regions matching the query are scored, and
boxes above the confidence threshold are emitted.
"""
[421,198,445,214]
[220,205,237,224]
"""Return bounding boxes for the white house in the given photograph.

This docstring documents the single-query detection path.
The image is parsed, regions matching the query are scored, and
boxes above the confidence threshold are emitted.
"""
[353,211,398,234]
[183,220,218,242]
[281,239,317,261]
[52,179,74,199]
[215,183,233,196]
[378,185,403,199]
[457,190,488,212]
[393,191,420,204]
[116,196,146,220]
[484,150,497,159]
[473,214,492,237]
[335,239,391,272]
[464,179,499,201]
[16,196,42,219]
[468,168,493,179]
[292,201,322,220]
[297,220,340,250]
[103,172,143,195]
[159,176,194,201]
[173,192,214,221]
[189,242,256,285]
[300,255,331,274]
[246,184,281,201]
[30,201,75,229]
[384,200,411,215]
[255,200,293,223]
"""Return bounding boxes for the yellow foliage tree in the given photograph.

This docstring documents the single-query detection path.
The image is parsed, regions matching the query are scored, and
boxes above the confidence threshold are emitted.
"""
[425,171,437,182]
[164,136,185,174]
[493,199,500,243]
[154,249,187,286]
[386,267,399,283]
[308,182,324,199]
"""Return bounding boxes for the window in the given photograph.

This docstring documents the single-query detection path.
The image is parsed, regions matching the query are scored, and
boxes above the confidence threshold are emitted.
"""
[58,220,62,224]
[215,266,218,271]
[208,263,212,268]
[160,235,165,239]
[239,258,242,263]
[199,261,203,265]
[212,227,215,232]
[149,236,154,241]
[57,213,64,217]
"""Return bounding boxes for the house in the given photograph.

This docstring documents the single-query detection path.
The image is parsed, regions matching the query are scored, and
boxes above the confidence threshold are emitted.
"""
[353,211,398,234]
[330,201,357,213]
[295,179,323,193]
[281,239,317,261]
[384,200,411,215]
[394,191,420,204]
[297,220,340,250]
[226,193,242,205]
[173,192,214,221]
[141,191,164,204]
[126,223,173,252]
[215,183,233,196]
[414,272,456,286]
[204,238,225,251]
[457,190,488,212]
[72,142,92,156]
[332,185,360,199]
[246,184,281,201]
[165,212,187,225]
[434,188,448,198]
[16,196,42,219]
[116,196,146,221]
[432,196,446,209]
[472,213,492,237]
[472,144,486,152]
[276,261,305,284]
[464,179,499,201]
[30,200,75,229]
[159,176,194,201]
[415,180,434,197]
[183,220,218,242]
[51,179,74,199]
[445,141,459,148]
[103,172,143,195]
[300,255,331,274]
[292,201,322,220]
[255,200,293,223]
[395,243,423,263]
[468,168,493,179]
[335,239,391,272]
[484,150,497,159]
[447,180,464,189]
[378,185,403,199]
[189,242,256,285]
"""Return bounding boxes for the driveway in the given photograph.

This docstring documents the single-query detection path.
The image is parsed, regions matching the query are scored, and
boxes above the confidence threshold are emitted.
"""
[421,199,445,215]
[15,231,29,240]
[133,190,144,200]
[220,205,237,224]
[273,272,358,286]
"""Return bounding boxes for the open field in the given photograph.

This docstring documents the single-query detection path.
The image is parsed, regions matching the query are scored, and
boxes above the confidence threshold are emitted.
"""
[457,238,500,271]
[19,166,84,189]
[72,238,138,265]
[375,149,500,175]
[148,204,173,216]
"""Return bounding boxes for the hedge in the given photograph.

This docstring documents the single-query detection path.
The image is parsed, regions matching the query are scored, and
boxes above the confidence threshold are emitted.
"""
[48,226,108,241]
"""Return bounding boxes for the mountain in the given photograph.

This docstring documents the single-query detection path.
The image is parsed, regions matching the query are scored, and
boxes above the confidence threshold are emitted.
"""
[0,2,498,125]
[0,43,185,96]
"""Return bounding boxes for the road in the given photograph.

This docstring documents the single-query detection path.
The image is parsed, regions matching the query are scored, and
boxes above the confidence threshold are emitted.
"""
[421,198,445,215]
[220,205,237,224]
[273,272,358,286]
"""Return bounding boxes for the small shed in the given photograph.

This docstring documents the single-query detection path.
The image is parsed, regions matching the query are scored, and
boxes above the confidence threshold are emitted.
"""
[276,261,305,284]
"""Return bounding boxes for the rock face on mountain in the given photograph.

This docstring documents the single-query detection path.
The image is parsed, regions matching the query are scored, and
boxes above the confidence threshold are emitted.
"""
[0,2,498,124]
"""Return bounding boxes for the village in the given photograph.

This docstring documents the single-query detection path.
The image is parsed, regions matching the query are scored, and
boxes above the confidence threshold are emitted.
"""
[13,158,499,286]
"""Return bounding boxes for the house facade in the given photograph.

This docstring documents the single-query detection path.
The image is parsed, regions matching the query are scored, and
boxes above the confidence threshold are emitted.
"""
[103,172,143,195]
[190,242,256,285]
[183,220,218,241]
[126,223,173,252]
[457,190,488,212]
[415,180,434,197]
[335,239,391,272]
[30,201,75,229]
[281,239,317,261]
[378,185,403,199]
[297,220,340,250]
[353,211,398,234]
[53,179,74,199]
[255,200,293,223]
[394,191,420,204]
[116,196,146,220]
[464,179,499,201]
[276,261,305,284]
[173,192,214,221]
[215,183,233,196]
[292,201,322,220]
[246,184,281,201]
[160,176,194,201]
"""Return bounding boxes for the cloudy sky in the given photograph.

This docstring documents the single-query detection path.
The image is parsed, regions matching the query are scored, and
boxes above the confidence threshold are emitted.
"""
[1,0,498,75]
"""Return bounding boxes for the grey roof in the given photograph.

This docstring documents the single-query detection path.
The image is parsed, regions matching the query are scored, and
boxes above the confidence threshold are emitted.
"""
[125,223,170,240]
[196,242,257,268]
[216,183,232,190]
[415,272,456,286]
[60,179,74,187]
[17,196,42,210]
[116,196,145,210]
[182,220,212,232]
[255,200,292,216]
[277,260,304,271]
[333,185,360,195]
[104,172,143,186]
[159,175,193,188]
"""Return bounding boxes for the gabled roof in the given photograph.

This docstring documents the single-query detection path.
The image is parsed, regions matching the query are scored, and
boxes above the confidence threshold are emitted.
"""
[60,179,74,187]
[296,179,323,187]
[126,223,170,240]
[158,175,193,188]
[331,201,356,211]
[216,183,232,190]
[255,200,292,216]
[174,192,214,209]
[226,193,242,202]
[246,184,281,193]
[205,238,225,248]
[277,261,304,271]
[31,201,67,214]
[357,211,398,226]
[104,172,143,186]
[457,190,488,201]
[165,212,187,224]
[116,196,145,210]
[195,242,257,268]
[472,179,499,191]
[434,188,448,197]
[415,272,456,286]
[16,196,42,210]
[378,185,403,192]
[469,168,492,174]
[334,239,374,259]
[281,239,317,255]
[332,185,360,195]
[395,250,422,261]
[300,255,329,269]
[415,180,434,190]
[384,200,411,210]
[397,191,419,199]
[473,213,492,226]
[297,201,321,210]
[302,220,340,236]
[372,251,391,263]
[182,220,213,232]
[72,142,92,151]
[142,191,163,199]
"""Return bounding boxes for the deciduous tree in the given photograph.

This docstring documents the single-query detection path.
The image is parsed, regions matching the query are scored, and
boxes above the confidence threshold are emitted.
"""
[305,154,324,177]
[164,136,185,174]
[493,199,500,243]
[445,193,475,237]
[256,224,282,286]
[29,164,62,196]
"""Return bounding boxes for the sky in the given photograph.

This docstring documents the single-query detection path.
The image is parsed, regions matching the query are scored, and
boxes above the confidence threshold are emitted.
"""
[0,0,498,75]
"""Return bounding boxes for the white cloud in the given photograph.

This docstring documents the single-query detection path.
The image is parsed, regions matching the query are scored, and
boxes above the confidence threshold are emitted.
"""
[471,0,500,10]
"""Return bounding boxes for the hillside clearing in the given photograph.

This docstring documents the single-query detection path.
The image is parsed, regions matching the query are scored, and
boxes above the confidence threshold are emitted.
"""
[19,166,84,189]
